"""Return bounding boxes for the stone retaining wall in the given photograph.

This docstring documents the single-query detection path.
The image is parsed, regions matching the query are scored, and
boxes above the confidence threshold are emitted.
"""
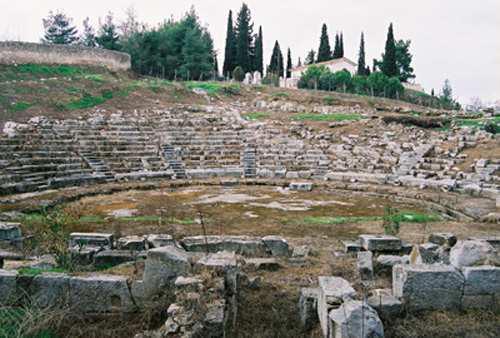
[0,41,131,71]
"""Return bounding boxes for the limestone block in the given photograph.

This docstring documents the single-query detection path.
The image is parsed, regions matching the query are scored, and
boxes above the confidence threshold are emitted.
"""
[146,234,175,248]
[367,289,402,319]
[393,264,464,311]
[0,269,18,305]
[0,222,22,241]
[318,276,357,337]
[328,300,384,338]
[117,236,146,251]
[244,258,281,271]
[299,287,319,331]
[69,274,135,313]
[70,232,114,250]
[94,250,135,268]
[181,235,267,256]
[31,272,70,308]
[357,251,374,280]
[342,240,362,254]
[194,251,238,274]
[359,234,402,252]
[143,245,192,297]
[262,235,290,256]
[375,255,409,274]
[450,240,496,268]
[429,233,457,247]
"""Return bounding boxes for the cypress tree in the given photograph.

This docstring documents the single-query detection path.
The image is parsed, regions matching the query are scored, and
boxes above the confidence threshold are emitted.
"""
[222,10,237,77]
[286,48,292,78]
[317,24,332,62]
[305,50,315,65]
[381,23,398,77]
[357,32,366,76]
[339,32,344,57]
[235,3,254,73]
[269,40,284,77]
[297,57,302,67]
[254,26,264,75]
[332,33,340,59]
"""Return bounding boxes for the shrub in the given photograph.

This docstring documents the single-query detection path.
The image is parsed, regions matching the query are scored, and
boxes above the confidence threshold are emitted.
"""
[484,121,499,134]
[262,73,280,87]
[232,66,245,82]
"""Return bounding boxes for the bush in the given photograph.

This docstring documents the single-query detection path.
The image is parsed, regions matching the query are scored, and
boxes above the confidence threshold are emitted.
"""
[262,73,280,87]
[232,66,245,82]
[484,121,499,134]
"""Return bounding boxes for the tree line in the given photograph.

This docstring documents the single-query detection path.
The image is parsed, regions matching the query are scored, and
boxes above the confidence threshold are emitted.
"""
[40,7,217,81]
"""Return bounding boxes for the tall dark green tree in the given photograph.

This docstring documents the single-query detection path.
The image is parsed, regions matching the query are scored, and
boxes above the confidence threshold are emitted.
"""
[42,11,79,44]
[80,17,96,47]
[235,3,254,73]
[297,57,302,67]
[222,10,237,77]
[286,48,292,78]
[332,33,341,59]
[96,12,121,50]
[254,26,264,75]
[357,32,367,75]
[395,39,415,82]
[339,32,344,57]
[317,24,332,62]
[268,40,284,77]
[381,23,398,77]
[305,50,316,65]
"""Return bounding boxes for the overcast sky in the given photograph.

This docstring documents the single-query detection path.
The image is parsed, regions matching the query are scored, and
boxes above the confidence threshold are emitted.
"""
[1,0,499,103]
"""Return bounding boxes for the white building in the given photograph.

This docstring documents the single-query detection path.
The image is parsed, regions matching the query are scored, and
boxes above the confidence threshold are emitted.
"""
[283,57,358,88]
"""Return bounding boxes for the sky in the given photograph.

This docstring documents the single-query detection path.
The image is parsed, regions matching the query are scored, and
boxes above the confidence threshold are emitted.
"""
[1,0,499,103]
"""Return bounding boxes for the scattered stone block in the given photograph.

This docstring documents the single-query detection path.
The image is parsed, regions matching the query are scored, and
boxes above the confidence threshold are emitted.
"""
[429,233,457,247]
[0,269,18,305]
[367,289,402,319]
[244,258,281,271]
[174,276,203,292]
[203,299,226,337]
[462,266,500,309]
[318,276,356,337]
[195,251,238,274]
[69,274,135,313]
[299,287,319,331]
[117,236,146,251]
[70,246,102,266]
[469,236,500,250]
[400,241,413,255]
[31,272,70,308]
[418,243,440,264]
[146,234,175,248]
[357,251,374,280]
[375,255,409,274]
[289,181,313,191]
[143,245,192,297]
[450,240,496,268]
[342,240,362,254]
[393,264,464,311]
[329,300,385,338]
[262,235,290,256]
[292,245,311,258]
[181,235,267,256]
[0,222,22,241]
[70,232,114,250]
[94,250,135,268]
[359,234,402,252]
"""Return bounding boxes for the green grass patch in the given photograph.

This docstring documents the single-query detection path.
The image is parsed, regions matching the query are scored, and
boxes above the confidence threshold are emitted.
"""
[63,89,115,110]
[302,212,441,225]
[83,74,105,83]
[0,308,59,338]
[8,101,32,112]
[79,215,105,223]
[323,96,337,105]
[291,112,363,122]
[271,92,289,98]
[243,112,270,121]
[185,81,240,96]
[17,64,84,77]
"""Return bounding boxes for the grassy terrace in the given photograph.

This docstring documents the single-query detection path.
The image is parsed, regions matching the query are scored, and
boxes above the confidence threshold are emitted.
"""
[291,112,364,122]
[301,211,442,225]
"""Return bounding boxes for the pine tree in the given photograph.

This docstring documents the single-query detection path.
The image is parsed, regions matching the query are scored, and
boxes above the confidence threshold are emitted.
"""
[235,3,254,73]
[305,50,316,65]
[286,48,292,78]
[268,40,284,77]
[381,23,398,77]
[317,24,332,62]
[254,26,264,75]
[431,88,435,97]
[42,11,79,44]
[339,32,344,57]
[119,6,140,40]
[332,33,340,59]
[80,18,97,47]
[222,10,237,77]
[96,12,121,50]
[357,32,366,76]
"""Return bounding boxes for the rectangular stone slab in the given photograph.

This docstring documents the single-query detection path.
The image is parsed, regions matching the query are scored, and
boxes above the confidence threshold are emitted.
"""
[393,264,464,311]
[359,234,402,252]
[70,232,114,249]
